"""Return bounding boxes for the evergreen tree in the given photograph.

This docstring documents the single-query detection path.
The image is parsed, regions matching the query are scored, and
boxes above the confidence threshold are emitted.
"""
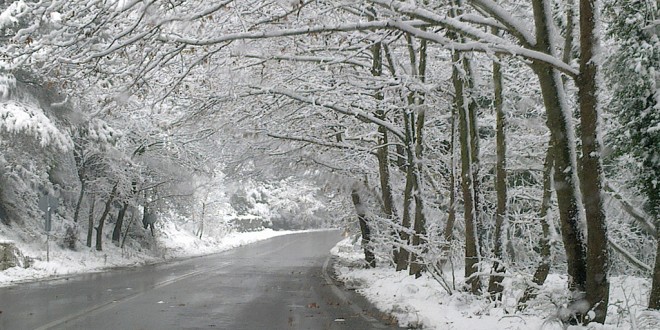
[605,0,660,309]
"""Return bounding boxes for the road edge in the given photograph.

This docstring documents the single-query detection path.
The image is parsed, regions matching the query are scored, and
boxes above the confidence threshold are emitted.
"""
[322,256,401,329]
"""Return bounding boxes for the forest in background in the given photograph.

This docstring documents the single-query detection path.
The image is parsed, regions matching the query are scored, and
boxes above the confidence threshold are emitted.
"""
[0,0,658,326]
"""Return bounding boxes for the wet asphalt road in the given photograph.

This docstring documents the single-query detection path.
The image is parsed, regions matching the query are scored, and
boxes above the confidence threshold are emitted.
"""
[0,230,399,330]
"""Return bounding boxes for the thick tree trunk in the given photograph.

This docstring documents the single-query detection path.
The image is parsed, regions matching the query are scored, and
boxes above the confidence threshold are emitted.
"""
[578,0,609,323]
[453,51,480,294]
[86,193,96,248]
[409,36,428,278]
[112,202,129,244]
[518,144,555,309]
[487,53,507,299]
[531,0,587,295]
[463,57,482,248]
[96,184,118,251]
[351,188,375,268]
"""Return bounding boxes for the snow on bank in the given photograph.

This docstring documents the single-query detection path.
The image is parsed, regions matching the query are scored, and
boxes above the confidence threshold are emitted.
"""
[0,227,304,287]
[331,237,660,330]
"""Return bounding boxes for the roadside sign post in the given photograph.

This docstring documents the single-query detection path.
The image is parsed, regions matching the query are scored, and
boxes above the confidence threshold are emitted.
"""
[38,193,59,262]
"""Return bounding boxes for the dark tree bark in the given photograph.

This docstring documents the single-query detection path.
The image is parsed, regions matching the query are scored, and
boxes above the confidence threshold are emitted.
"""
[395,116,415,271]
[531,0,587,296]
[463,58,482,248]
[96,184,118,251]
[409,34,428,278]
[442,100,458,261]
[651,224,660,309]
[121,212,137,248]
[578,0,609,322]
[453,50,481,294]
[487,50,507,299]
[65,178,86,250]
[112,202,129,244]
[447,0,481,294]
[368,22,399,265]
[73,181,86,224]
[351,187,375,268]
[396,33,429,273]
[86,193,96,248]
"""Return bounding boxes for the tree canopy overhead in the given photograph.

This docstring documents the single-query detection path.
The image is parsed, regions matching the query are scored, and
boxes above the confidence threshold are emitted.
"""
[1,0,659,326]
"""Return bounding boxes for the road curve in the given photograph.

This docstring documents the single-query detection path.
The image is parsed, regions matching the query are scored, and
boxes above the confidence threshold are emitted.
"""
[0,230,399,329]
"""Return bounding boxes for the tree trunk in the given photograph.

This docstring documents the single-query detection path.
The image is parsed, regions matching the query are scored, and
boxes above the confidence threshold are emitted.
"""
[198,202,206,239]
[518,144,555,309]
[376,127,395,220]
[442,100,458,261]
[121,212,137,249]
[650,225,660,309]
[370,29,399,264]
[73,180,86,224]
[395,110,416,272]
[86,193,96,248]
[96,184,118,251]
[65,180,86,250]
[453,50,481,294]
[112,202,129,244]
[488,51,507,298]
[447,0,481,294]
[463,57,482,250]
[531,0,587,296]
[578,0,609,323]
[351,187,375,268]
[409,34,428,278]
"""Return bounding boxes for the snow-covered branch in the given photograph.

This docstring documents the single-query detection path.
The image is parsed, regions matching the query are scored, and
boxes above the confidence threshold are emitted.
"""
[608,237,653,273]
[388,20,577,77]
[604,181,657,236]
[266,132,377,156]
[157,20,430,46]
[467,0,536,47]
[241,53,371,69]
[252,87,406,141]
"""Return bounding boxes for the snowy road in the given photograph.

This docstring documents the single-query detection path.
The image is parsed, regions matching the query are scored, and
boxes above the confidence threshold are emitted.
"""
[0,230,398,329]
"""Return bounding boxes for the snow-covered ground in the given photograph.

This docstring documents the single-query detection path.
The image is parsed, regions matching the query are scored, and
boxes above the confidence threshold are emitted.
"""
[331,237,660,330]
[0,226,306,287]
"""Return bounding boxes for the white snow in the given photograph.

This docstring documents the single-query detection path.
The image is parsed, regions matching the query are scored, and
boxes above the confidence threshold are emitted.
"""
[331,237,660,330]
[0,100,73,150]
[0,1,27,30]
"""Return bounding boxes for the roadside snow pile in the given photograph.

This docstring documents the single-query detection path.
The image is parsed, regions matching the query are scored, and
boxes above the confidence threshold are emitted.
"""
[156,222,296,258]
[0,226,299,287]
[331,237,660,330]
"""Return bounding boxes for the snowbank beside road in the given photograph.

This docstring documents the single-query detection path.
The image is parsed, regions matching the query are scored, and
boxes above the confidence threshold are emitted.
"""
[0,227,301,287]
[331,236,659,330]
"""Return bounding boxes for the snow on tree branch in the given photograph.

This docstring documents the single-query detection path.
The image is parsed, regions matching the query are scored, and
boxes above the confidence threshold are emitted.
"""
[0,100,72,151]
[254,87,405,141]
